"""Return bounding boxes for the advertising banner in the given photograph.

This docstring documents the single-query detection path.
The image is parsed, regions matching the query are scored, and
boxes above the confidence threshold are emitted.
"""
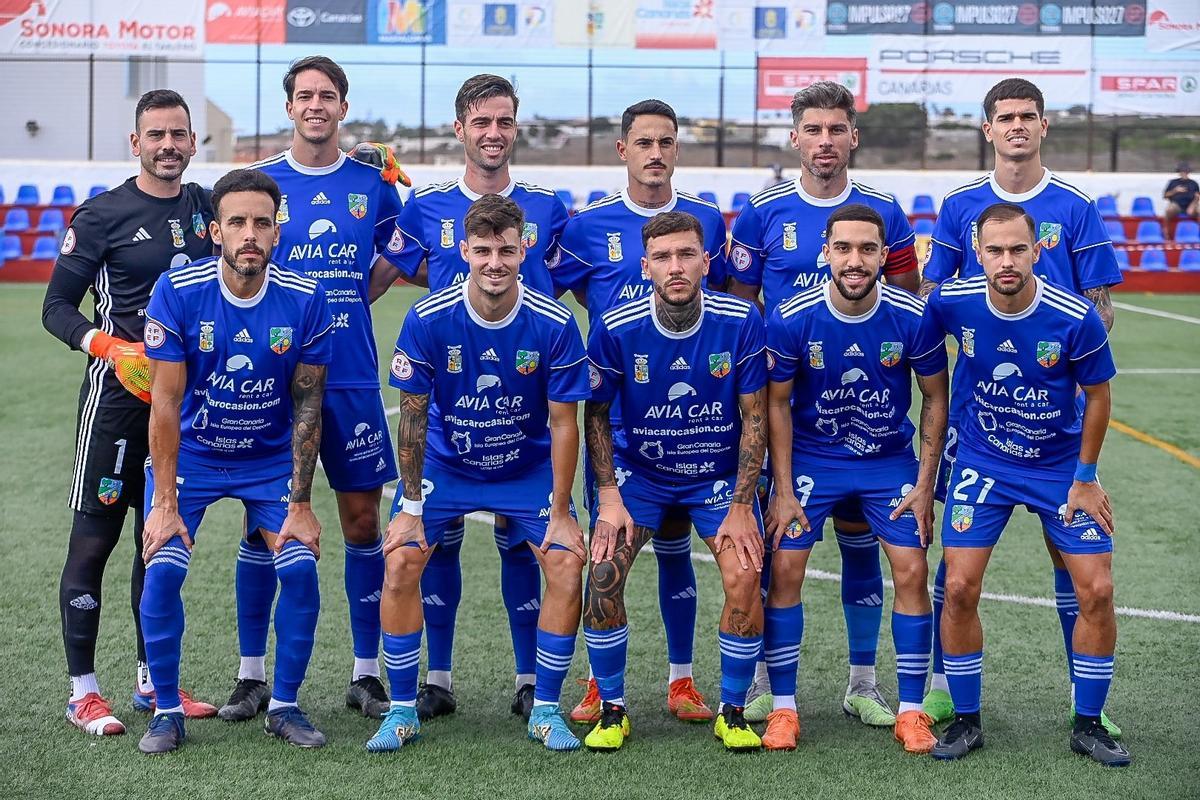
[825,1,1145,36]
[633,0,718,49]
[717,1,825,52]
[758,56,868,113]
[1146,0,1200,52]
[206,0,286,44]
[0,0,204,54]
[368,0,446,44]
[553,0,635,47]
[1093,59,1200,113]
[285,0,367,43]
[446,1,553,48]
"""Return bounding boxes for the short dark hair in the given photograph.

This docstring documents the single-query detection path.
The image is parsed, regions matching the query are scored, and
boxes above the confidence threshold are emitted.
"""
[455,74,519,122]
[283,55,349,101]
[464,194,524,240]
[825,203,885,243]
[641,211,704,249]
[621,99,678,138]
[791,81,856,127]
[135,89,191,131]
[211,169,282,220]
[982,78,1044,121]
[975,202,1036,241]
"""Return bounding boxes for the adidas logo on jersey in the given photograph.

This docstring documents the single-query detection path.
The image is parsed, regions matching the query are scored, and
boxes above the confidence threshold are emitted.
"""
[360,589,382,603]
[670,587,697,600]
[670,356,690,371]
[1080,528,1103,542]
[997,339,1018,353]
[131,227,152,242]
[311,192,330,205]
[70,593,98,610]
[233,328,253,343]
[480,348,499,362]
[844,343,864,357]
[375,457,387,472]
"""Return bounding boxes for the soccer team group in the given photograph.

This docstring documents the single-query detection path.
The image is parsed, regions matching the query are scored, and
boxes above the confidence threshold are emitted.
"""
[43,55,1131,766]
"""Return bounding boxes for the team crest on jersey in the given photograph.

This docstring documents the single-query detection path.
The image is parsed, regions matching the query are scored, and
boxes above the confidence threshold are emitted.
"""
[782,222,798,251]
[169,219,185,249]
[1038,222,1063,250]
[808,342,824,369]
[447,345,463,374]
[1036,340,1062,368]
[391,352,413,380]
[880,341,903,367]
[61,227,77,254]
[516,349,540,375]
[709,352,731,378]
[588,364,602,390]
[634,353,649,384]
[522,222,538,249]
[961,328,975,357]
[199,320,214,352]
[97,477,123,506]
[951,504,974,532]
[191,212,206,239]
[386,227,405,254]
[607,232,623,262]
[270,327,293,355]
[348,193,368,220]
[277,195,290,224]
[440,219,456,248]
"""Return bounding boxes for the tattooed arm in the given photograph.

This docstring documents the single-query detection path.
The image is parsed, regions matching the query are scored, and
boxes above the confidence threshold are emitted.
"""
[585,398,635,562]
[275,362,327,557]
[384,389,431,554]
[715,388,768,571]
[918,277,940,299]
[892,368,949,545]
[1082,285,1115,332]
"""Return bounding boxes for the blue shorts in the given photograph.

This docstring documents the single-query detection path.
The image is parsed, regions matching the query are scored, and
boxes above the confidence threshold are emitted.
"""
[584,443,689,534]
[773,460,922,551]
[933,424,959,505]
[393,459,575,551]
[762,456,866,527]
[940,455,1112,555]
[144,457,291,540]
[618,468,764,539]
[320,388,398,492]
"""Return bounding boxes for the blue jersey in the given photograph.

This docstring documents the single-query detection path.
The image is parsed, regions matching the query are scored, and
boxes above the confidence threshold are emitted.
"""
[253,150,405,390]
[588,291,766,482]
[730,179,918,311]
[924,169,1122,294]
[925,276,1116,476]
[389,282,590,481]
[143,258,334,469]
[767,284,948,468]
[551,189,730,322]
[390,179,568,295]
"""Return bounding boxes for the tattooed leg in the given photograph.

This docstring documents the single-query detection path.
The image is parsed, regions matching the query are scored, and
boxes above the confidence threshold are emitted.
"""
[704,535,765,637]
[584,525,656,631]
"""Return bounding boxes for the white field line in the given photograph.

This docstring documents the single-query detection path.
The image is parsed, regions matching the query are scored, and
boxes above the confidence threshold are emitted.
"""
[1112,301,1200,325]
[1115,368,1200,374]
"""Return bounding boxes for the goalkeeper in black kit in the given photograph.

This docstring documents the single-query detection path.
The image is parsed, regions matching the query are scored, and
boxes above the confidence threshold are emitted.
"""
[41,90,219,735]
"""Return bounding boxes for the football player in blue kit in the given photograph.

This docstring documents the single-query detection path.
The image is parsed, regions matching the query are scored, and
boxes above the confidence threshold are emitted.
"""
[923,203,1128,767]
[219,56,406,723]
[760,205,949,754]
[581,211,768,753]
[918,79,1123,737]
[366,194,590,753]
[369,74,571,723]
[137,169,334,753]
[729,81,921,726]
[552,99,730,725]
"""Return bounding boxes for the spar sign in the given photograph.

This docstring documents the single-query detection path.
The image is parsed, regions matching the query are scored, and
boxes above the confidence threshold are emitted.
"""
[0,0,204,54]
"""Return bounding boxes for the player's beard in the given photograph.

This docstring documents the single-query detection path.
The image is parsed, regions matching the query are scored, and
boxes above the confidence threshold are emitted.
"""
[804,149,847,182]
[466,137,511,174]
[653,279,701,331]
[143,148,189,181]
[224,247,268,278]
[832,268,879,302]
[988,269,1029,296]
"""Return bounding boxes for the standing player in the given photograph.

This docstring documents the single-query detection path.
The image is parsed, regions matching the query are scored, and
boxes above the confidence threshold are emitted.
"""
[221,56,406,722]
[551,99,730,725]
[924,203,1128,767]
[368,195,589,753]
[727,81,920,726]
[41,89,217,735]
[369,74,570,722]
[137,169,333,753]
[582,212,768,753]
[918,79,1123,735]
[761,205,948,753]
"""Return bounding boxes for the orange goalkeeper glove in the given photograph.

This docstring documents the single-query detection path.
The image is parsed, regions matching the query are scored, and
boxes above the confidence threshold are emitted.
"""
[88,331,151,404]
[348,142,412,188]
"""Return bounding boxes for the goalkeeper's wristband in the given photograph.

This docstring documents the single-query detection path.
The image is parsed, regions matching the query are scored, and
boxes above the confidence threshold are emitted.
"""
[80,328,99,353]
[87,330,132,359]
[1074,461,1098,483]
[400,496,424,516]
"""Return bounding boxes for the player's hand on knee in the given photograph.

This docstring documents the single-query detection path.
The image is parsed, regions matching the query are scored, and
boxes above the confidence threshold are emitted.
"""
[892,480,935,547]
[716,502,764,572]
[767,493,809,549]
[542,509,587,562]
[276,503,322,559]
[384,511,427,554]
[1066,480,1115,536]
[143,506,190,564]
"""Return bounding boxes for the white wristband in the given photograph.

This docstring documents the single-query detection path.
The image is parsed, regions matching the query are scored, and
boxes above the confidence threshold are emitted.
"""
[400,496,424,516]
[81,328,100,353]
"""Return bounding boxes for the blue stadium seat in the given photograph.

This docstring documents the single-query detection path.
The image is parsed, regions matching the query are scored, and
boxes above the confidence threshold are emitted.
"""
[699,191,719,207]
[1096,195,1119,219]
[1130,196,1156,218]
[0,185,5,204]
[732,192,750,212]
[50,185,76,207]
[3,207,31,233]
[1104,219,1126,243]
[31,235,59,260]
[1138,248,1167,271]
[14,184,39,206]
[587,190,607,205]
[2,235,22,260]
[911,194,936,215]
[1179,250,1200,271]
[1174,220,1200,242]
[1115,249,1132,271]
[88,184,107,199]
[555,189,574,210]
[1135,220,1164,244]
[914,218,935,236]
[36,208,65,233]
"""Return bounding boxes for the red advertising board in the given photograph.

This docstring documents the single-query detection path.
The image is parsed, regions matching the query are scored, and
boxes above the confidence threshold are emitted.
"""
[758,56,869,112]
[206,0,285,44]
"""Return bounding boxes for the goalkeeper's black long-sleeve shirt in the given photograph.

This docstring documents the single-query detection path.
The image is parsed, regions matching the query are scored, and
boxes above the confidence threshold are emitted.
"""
[41,177,213,409]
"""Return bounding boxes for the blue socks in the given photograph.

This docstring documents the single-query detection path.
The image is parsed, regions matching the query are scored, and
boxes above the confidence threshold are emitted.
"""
[140,536,191,711]
[944,651,983,714]
[835,528,884,669]
[534,629,575,704]
[235,535,275,662]
[584,625,629,703]
[892,611,933,705]
[420,520,464,674]
[344,538,384,665]
[718,631,763,707]
[651,533,697,667]
[271,542,320,703]
[1072,654,1115,717]
[383,631,422,703]
[931,559,946,679]
[1054,566,1079,683]
[763,603,803,702]
[498,526,540,679]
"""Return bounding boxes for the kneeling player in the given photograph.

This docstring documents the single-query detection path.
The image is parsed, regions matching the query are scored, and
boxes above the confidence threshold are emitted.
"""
[925,203,1128,767]
[583,211,768,753]
[762,205,949,753]
[368,195,590,753]
[138,169,333,754]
